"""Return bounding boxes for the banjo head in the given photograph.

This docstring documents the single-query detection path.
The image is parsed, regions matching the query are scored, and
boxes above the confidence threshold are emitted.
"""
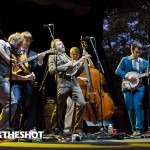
[122,72,141,90]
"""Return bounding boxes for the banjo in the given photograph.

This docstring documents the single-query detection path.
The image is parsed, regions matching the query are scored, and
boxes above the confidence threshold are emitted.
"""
[65,55,91,77]
[122,71,148,90]
[65,59,83,77]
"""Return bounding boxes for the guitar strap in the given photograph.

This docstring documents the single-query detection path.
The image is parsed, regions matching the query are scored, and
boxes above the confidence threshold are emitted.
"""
[63,53,71,62]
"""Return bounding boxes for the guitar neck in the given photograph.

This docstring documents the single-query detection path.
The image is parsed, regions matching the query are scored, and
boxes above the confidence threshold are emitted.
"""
[22,49,52,63]
[140,73,146,78]
[23,55,37,63]
[139,72,150,78]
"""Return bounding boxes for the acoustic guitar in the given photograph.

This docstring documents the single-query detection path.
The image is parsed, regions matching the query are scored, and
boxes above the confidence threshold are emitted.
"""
[13,49,54,75]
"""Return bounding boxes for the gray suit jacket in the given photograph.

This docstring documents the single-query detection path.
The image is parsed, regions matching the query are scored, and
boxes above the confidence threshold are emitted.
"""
[48,52,81,87]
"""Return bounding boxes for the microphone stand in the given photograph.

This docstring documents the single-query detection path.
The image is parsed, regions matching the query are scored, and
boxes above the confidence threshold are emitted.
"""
[39,62,49,92]
[39,61,49,131]
[88,37,105,133]
[43,24,59,134]
[146,47,150,133]
[39,24,55,92]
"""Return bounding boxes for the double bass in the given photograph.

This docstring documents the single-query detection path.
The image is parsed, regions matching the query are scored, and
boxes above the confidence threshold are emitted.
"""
[77,37,115,124]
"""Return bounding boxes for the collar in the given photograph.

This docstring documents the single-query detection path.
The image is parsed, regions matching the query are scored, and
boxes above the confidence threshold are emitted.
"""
[128,55,141,61]
[21,48,28,54]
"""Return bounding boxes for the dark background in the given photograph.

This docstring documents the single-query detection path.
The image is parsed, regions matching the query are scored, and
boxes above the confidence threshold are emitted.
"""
[0,1,147,107]
[0,0,149,133]
[0,0,107,131]
[0,0,106,98]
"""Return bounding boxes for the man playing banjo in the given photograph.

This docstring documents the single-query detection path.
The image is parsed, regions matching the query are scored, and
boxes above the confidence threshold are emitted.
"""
[115,41,148,136]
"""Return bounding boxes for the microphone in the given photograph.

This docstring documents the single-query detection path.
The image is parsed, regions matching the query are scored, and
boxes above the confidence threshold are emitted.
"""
[147,45,150,48]
[43,24,54,28]
[85,36,94,39]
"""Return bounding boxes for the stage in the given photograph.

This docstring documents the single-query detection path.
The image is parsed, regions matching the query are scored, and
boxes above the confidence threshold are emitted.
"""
[0,134,150,150]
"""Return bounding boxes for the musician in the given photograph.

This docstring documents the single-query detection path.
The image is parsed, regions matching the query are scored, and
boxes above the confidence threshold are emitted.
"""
[63,46,95,135]
[11,31,45,131]
[48,39,89,134]
[0,32,35,131]
[115,41,147,136]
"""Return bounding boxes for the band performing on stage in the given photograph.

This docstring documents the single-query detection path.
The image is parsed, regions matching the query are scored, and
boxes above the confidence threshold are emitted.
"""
[0,28,149,143]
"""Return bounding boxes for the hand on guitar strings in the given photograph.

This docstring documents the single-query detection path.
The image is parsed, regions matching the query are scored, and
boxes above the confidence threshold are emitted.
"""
[11,58,20,71]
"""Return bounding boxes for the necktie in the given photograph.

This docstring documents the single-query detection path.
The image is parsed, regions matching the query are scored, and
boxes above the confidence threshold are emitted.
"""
[133,59,139,72]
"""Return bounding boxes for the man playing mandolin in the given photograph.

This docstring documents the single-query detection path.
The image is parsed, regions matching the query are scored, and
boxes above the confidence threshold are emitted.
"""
[115,41,148,136]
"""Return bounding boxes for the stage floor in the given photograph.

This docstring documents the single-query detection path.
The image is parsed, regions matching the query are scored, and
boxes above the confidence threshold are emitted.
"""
[0,137,150,150]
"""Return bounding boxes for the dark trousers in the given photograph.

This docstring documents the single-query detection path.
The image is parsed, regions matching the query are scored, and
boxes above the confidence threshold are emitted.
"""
[11,81,35,131]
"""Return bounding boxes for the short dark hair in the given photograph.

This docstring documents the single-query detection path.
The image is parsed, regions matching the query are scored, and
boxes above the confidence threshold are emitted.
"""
[21,31,33,41]
[131,41,142,51]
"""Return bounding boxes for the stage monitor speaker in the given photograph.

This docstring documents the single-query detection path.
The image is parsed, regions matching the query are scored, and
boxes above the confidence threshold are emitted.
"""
[44,97,55,132]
